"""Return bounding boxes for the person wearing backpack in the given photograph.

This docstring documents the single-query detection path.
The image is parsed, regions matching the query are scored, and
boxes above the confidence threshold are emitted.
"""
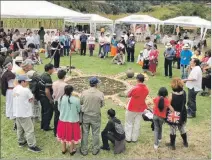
[153,87,174,150]
[101,109,125,154]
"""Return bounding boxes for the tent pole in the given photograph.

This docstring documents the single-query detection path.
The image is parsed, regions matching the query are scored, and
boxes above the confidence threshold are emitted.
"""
[200,27,204,40]
[202,28,207,40]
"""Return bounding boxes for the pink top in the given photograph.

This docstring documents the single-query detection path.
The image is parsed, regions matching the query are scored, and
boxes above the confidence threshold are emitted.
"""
[52,80,67,101]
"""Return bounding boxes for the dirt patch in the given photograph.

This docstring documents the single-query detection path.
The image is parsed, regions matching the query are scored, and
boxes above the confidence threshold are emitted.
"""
[67,76,127,96]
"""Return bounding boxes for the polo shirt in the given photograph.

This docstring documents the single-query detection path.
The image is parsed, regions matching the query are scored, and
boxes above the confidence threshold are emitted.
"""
[80,35,88,43]
[153,97,170,118]
[13,85,33,118]
[127,83,149,113]
[186,66,202,91]
[39,72,53,98]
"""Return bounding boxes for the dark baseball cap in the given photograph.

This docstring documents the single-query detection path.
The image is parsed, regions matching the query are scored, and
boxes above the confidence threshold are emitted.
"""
[89,77,99,85]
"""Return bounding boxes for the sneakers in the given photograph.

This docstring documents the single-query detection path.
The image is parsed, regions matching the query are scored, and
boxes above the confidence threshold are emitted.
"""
[28,146,41,153]
[100,146,110,151]
[154,144,158,150]
[19,141,27,147]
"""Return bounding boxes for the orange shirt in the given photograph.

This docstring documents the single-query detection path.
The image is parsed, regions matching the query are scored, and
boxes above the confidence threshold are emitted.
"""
[153,96,170,118]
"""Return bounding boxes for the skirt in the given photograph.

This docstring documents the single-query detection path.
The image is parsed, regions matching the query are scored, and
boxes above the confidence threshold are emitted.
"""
[149,60,157,73]
[6,89,14,119]
[110,46,117,57]
[71,40,76,52]
[57,120,81,144]
[104,44,110,53]
[75,40,81,50]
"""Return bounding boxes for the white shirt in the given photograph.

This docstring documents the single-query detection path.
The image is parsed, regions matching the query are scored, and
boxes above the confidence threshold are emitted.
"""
[44,34,52,43]
[206,57,212,67]
[88,36,96,45]
[26,36,35,46]
[124,34,128,43]
[105,36,111,44]
[99,36,106,45]
[74,34,80,40]
[143,49,151,60]
[186,66,202,91]
[13,85,34,118]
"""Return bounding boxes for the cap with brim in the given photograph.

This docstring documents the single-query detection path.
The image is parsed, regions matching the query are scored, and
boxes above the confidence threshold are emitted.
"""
[147,42,153,47]
[54,36,59,41]
[166,43,172,48]
[130,34,134,37]
[21,59,33,67]
[121,35,124,38]
[113,33,116,36]
[14,56,23,62]
[89,77,99,85]
[183,44,190,49]
[26,70,36,79]
[17,75,32,81]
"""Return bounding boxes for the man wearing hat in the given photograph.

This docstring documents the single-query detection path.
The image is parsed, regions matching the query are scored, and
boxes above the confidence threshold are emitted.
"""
[142,42,152,73]
[1,61,16,120]
[80,31,88,56]
[80,77,104,156]
[164,42,176,78]
[13,74,41,152]
[126,34,136,62]
[12,56,23,74]
[180,43,193,79]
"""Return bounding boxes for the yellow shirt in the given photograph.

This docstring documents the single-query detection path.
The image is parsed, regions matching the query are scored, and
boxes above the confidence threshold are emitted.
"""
[192,54,203,61]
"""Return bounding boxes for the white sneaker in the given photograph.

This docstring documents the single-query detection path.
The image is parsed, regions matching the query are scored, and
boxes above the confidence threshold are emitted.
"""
[158,139,162,143]
[154,144,158,150]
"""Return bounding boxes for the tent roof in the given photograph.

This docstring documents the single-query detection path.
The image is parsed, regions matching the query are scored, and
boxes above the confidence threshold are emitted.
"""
[64,14,113,24]
[163,16,211,29]
[115,15,162,24]
[1,1,85,19]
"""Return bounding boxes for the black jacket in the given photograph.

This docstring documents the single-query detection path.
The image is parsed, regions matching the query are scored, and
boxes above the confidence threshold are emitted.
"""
[102,117,125,141]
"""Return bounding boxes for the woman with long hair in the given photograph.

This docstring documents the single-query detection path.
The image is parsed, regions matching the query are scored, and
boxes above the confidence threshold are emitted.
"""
[57,85,81,155]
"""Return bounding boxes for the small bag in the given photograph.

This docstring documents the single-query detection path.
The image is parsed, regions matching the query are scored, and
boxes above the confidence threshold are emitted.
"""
[166,92,185,125]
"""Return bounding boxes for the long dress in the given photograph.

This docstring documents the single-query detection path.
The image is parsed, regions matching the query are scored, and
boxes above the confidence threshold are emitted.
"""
[110,38,118,57]
[149,49,159,73]
[74,34,80,50]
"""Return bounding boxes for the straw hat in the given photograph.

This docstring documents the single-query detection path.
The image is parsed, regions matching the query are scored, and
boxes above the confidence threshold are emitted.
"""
[14,56,23,62]
[166,43,172,48]
[183,43,190,49]
[121,35,124,38]
[130,34,134,37]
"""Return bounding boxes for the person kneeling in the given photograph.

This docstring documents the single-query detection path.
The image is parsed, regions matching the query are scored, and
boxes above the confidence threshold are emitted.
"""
[111,51,125,65]
[101,109,125,154]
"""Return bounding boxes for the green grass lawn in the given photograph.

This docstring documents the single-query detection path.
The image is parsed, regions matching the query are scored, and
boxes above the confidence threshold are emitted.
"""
[1,41,211,159]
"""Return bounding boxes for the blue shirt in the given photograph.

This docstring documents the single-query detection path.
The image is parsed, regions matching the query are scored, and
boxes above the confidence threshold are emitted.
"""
[64,35,70,47]
[59,35,66,46]
[180,50,193,65]
[164,48,175,60]
[80,35,87,43]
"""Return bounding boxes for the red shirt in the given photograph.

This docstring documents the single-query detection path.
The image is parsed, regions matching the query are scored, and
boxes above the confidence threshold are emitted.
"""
[127,83,149,112]
[153,97,170,118]
[175,43,184,58]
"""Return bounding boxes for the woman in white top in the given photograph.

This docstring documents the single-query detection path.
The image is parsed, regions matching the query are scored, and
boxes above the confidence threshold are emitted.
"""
[87,33,96,56]
[98,32,106,57]
[104,33,111,57]
[26,32,35,47]
[74,32,80,53]
[142,43,152,73]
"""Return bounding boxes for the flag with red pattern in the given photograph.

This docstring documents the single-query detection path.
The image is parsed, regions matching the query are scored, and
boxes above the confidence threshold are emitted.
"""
[167,111,180,124]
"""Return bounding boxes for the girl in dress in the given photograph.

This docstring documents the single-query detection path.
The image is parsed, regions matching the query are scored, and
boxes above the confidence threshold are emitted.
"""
[57,85,81,155]
[104,33,111,57]
[149,44,159,76]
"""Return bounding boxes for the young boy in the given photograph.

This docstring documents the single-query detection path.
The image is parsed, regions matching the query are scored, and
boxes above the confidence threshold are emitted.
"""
[13,74,41,152]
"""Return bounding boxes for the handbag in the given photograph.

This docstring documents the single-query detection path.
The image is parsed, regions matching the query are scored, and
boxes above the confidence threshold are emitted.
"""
[166,92,185,125]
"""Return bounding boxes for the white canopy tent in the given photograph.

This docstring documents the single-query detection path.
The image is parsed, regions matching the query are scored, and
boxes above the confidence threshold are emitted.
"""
[163,16,211,40]
[64,14,113,33]
[1,1,86,19]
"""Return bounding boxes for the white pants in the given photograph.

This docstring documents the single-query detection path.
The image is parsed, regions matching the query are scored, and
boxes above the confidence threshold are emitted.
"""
[6,89,14,119]
[125,110,142,142]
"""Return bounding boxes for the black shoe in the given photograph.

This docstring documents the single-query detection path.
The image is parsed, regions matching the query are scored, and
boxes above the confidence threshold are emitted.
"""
[70,150,76,156]
[170,134,176,150]
[19,141,27,147]
[13,123,17,131]
[62,150,67,154]
[181,133,188,148]
[28,146,41,153]
[100,146,110,151]
[169,76,172,78]
[126,140,131,143]
[43,127,53,131]
[92,149,100,155]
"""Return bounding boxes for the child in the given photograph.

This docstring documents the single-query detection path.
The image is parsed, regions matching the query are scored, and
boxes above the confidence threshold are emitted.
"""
[137,50,144,66]
[57,85,81,155]
[111,50,125,65]
[153,87,174,149]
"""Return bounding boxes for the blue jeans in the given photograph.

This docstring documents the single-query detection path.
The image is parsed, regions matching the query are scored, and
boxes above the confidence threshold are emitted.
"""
[153,115,164,146]
[181,65,188,79]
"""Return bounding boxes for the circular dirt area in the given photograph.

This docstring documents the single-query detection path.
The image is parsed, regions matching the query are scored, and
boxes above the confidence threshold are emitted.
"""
[67,76,127,96]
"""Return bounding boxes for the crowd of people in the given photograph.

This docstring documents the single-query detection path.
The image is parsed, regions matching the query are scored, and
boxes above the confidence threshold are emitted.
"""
[0,26,211,155]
